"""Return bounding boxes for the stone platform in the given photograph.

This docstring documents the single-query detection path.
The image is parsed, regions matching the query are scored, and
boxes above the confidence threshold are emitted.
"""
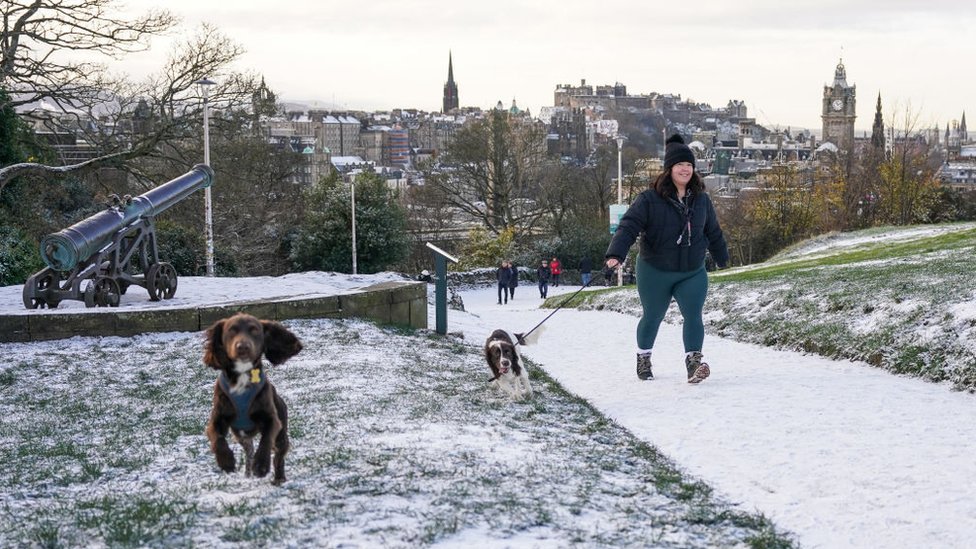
[0,281,427,343]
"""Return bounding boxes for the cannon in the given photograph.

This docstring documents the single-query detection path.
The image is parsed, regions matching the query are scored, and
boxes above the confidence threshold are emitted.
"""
[22,164,215,309]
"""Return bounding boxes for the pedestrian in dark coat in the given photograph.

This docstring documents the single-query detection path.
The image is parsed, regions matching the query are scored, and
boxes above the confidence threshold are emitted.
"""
[537,260,551,299]
[605,134,729,384]
[496,260,513,304]
[508,263,519,300]
[579,257,593,286]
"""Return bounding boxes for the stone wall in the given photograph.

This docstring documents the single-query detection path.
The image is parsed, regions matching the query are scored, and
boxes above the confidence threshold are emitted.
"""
[0,281,427,343]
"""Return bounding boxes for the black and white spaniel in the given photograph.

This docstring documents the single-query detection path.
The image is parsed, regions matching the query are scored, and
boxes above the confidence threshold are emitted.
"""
[483,328,541,400]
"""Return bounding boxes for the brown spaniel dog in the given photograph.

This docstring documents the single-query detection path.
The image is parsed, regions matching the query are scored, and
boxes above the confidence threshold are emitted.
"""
[203,313,302,484]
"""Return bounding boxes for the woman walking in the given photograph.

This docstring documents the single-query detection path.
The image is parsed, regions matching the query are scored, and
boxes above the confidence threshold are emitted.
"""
[604,135,729,384]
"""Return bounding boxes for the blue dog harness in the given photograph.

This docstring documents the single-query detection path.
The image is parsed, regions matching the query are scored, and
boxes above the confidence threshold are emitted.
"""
[217,368,266,432]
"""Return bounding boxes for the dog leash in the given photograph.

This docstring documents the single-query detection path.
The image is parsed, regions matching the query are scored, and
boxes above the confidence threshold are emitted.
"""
[514,263,620,347]
[486,265,623,384]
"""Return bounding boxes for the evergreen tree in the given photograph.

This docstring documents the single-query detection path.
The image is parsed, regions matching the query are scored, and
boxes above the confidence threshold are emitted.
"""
[0,88,30,166]
[0,88,45,285]
[292,171,409,274]
[423,109,547,237]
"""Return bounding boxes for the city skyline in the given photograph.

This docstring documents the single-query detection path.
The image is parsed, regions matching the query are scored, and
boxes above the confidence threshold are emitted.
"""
[113,0,975,133]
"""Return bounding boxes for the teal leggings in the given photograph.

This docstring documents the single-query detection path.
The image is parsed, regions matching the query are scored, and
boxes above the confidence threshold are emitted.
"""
[635,256,708,352]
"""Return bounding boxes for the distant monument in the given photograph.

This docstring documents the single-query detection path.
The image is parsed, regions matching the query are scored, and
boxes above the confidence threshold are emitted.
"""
[443,51,459,113]
[871,93,885,151]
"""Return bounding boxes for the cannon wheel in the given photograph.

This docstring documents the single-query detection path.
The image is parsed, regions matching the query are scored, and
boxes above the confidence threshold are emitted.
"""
[147,262,178,301]
[84,277,121,308]
[23,272,58,309]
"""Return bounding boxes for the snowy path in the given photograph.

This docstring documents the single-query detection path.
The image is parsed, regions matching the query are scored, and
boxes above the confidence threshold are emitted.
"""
[446,284,976,549]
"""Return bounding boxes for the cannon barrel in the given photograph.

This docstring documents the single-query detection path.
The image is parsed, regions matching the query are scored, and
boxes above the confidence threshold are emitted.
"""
[40,164,215,272]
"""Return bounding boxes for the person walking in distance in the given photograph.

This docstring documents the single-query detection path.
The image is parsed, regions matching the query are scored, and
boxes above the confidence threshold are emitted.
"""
[550,257,562,287]
[508,262,519,301]
[496,260,513,305]
[604,134,729,384]
[579,256,593,287]
[537,260,551,299]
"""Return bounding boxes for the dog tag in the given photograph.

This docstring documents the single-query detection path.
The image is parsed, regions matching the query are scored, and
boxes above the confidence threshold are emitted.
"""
[250,368,260,384]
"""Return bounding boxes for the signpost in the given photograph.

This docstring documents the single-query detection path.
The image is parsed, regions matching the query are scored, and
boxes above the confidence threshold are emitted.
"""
[609,204,627,235]
[425,242,459,335]
[609,203,627,286]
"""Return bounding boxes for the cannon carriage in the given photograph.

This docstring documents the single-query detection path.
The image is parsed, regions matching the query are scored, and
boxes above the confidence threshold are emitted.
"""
[23,165,214,309]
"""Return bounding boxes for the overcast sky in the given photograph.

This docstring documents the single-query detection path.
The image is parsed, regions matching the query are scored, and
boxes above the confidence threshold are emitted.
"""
[115,0,975,133]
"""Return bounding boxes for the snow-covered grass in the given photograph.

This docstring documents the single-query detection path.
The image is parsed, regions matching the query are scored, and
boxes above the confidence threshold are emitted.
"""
[573,222,976,391]
[0,319,792,548]
[4,221,975,547]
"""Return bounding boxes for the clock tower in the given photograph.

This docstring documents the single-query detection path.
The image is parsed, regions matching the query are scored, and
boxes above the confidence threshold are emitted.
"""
[822,59,856,152]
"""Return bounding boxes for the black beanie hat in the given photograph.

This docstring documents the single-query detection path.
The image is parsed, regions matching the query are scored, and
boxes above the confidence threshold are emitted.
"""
[664,134,696,171]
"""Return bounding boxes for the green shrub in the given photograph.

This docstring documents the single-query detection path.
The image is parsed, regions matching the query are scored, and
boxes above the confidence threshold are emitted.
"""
[291,171,409,274]
[154,221,238,277]
[455,226,515,270]
[155,220,204,276]
[0,225,43,286]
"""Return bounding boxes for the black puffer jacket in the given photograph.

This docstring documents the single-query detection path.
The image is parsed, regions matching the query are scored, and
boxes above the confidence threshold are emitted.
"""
[605,189,729,272]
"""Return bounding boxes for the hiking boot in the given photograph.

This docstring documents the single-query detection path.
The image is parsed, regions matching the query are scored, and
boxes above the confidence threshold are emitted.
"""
[636,353,654,380]
[686,352,711,384]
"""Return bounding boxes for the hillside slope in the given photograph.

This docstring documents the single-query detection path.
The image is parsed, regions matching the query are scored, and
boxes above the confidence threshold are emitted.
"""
[577,222,976,391]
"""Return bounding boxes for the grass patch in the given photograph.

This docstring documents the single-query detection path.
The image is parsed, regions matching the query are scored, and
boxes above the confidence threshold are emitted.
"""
[713,225,976,282]
[0,319,797,548]
[569,222,976,391]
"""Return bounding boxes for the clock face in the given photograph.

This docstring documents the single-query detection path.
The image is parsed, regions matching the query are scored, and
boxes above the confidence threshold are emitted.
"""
[832,99,844,111]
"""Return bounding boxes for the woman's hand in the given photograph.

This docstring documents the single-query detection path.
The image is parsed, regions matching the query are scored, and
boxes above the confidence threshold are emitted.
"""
[605,258,620,270]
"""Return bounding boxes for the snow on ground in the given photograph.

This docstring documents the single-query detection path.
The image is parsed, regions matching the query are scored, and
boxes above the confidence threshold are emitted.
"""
[3,271,976,548]
[449,281,976,549]
[0,271,412,314]
[0,276,780,548]
[771,222,976,260]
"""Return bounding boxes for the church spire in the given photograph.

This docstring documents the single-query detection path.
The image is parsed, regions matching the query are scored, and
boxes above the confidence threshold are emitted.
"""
[442,51,459,113]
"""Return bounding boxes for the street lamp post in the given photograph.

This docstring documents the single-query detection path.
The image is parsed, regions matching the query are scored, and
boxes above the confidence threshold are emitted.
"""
[350,179,357,274]
[614,134,627,286]
[615,134,626,204]
[195,77,216,277]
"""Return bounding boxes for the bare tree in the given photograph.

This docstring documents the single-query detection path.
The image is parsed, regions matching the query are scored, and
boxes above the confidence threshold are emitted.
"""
[845,146,883,230]
[1,0,176,109]
[536,161,579,238]
[0,12,256,190]
[877,103,939,225]
[424,110,548,237]
[713,193,759,266]
[749,164,820,252]
[582,144,622,220]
